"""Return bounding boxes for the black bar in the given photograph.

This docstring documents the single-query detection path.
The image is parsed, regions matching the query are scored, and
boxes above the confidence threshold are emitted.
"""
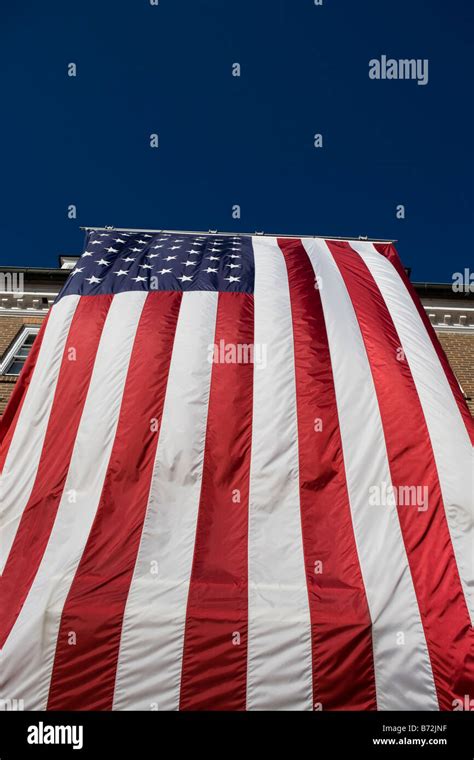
[1,710,473,758]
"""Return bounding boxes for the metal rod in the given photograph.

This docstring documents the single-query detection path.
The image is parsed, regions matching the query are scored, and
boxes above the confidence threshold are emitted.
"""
[80,226,397,244]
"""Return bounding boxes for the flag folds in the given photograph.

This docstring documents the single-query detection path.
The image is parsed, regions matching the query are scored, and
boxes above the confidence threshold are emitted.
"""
[1,231,473,711]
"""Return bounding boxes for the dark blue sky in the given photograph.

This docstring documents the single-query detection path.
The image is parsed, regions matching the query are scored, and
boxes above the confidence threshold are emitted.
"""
[2,0,472,281]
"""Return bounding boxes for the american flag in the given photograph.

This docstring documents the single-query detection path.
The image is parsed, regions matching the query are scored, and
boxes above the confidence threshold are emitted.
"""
[1,230,473,711]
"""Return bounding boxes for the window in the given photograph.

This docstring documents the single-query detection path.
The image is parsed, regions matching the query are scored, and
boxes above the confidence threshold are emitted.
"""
[0,327,40,376]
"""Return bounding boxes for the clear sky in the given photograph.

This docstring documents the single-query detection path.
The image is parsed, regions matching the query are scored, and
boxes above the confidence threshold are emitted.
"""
[1,0,472,281]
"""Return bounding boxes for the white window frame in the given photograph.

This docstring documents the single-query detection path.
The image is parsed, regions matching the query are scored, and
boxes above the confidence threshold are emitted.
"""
[0,326,40,375]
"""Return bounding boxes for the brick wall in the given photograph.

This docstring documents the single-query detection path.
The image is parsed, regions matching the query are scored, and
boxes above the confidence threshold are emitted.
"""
[0,315,44,416]
[437,332,474,416]
[0,375,17,416]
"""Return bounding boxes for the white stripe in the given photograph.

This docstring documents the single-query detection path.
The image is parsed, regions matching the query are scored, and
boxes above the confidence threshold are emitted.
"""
[0,296,80,573]
[113,291,218,711]
[304,239,438,710]
[350,241,474,625]
[1,292,146,710]
[246,237,313,711]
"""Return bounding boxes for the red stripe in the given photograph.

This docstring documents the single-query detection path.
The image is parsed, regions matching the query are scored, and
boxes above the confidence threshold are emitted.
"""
[179,292,253,710]
[0,296,112,648]
[278,238,377,711]
[0,315,49,472]
[47,291,182,710]
[329,240,474,710]
[374,243,474,444]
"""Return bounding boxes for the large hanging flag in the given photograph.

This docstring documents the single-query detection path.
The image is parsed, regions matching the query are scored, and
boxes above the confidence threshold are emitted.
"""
[1,230,473,711]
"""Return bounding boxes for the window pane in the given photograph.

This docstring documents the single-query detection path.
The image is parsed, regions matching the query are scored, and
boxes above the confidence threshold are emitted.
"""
[6,360,25,376]
[2,330,38,376]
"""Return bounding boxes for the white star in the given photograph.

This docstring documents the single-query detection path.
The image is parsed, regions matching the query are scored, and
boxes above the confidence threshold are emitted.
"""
[71,267,84,275]
[115,269,129,276]
[122,257,136,262]
[137,239,148,245]
[132,276,147,282]
[143,234,153,238]
[153,244,164,249]
[170,245,181,250]
[130,247,143,253]
[86,275,102,284]
[208,247,221,252]
[114,238,127,243]
[230,247,241,251]
[106,247,119,253]
[183,260,197,267]
[82,251,93,257]
[229,254,241,259]
[99,233,109,237]
[139,264,153,269]
[226,263,241,269]
[158,268,172,274]
[205,267,218,273]
[186,249,201,254]
[206,256,220,261]
[164,255,177,261]
[178,274,193,282]
[91,241,102,245]
[225,276,240,283]
[95,258,111,266]
[146,253,160,258]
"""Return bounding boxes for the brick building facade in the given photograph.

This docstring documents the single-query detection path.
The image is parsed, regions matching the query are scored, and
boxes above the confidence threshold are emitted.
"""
[415,282,474,416]
[0,262,473,417]
[0,261,72,415]
[0,315,44,414]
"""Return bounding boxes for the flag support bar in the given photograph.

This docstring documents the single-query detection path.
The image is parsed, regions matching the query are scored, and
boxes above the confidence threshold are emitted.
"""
[80,226,397,244]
